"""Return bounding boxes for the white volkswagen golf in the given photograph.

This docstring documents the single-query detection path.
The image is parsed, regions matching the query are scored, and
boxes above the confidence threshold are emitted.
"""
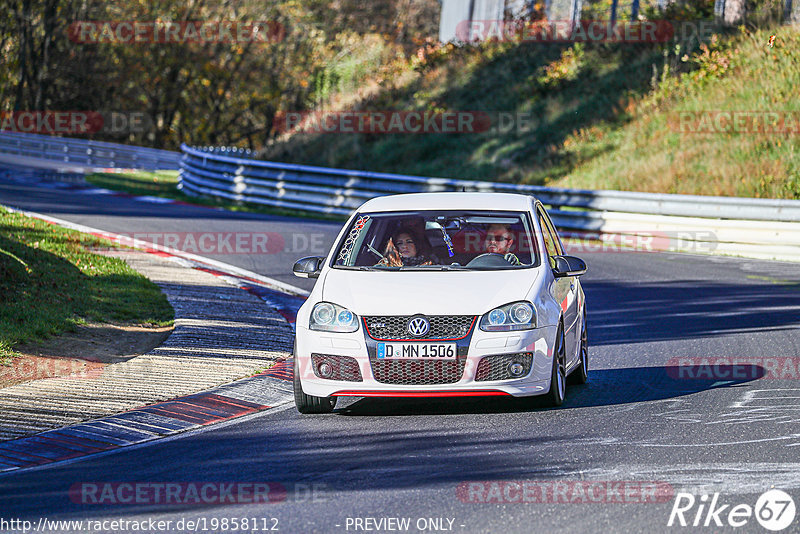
[292,193,588,413]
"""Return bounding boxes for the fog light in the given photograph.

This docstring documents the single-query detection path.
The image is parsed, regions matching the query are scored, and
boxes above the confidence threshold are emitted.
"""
[318,362,333,378]
[508,362,525,377]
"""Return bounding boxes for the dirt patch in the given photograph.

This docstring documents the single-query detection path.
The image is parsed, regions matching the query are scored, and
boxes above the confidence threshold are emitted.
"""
[0,322,173,389]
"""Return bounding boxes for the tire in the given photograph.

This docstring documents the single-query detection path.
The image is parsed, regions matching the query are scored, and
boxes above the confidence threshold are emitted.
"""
[569,307,588,385]
[544,324,567,407]
[293,354,336,414]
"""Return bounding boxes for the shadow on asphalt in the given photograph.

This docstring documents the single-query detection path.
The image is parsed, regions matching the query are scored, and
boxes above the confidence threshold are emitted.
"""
[0,367,766,520]
[584,279,800,346]
[334,365,760,416]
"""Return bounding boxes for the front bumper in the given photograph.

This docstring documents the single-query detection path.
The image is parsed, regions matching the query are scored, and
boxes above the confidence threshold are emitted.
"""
[294,324,558,398]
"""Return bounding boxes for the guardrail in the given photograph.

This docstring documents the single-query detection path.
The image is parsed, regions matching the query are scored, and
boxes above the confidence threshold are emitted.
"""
[0,131,180,171]
[179,144,800,262]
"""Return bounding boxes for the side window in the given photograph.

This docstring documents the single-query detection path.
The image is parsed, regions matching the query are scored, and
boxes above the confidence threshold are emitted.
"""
[540,208,564,255]
[537,210,559,259]
[542,210,564,254]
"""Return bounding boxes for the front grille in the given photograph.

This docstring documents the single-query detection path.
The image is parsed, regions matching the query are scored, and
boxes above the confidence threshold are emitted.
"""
[311,354,363,382]
[370,359,467,385]
[363,315,475,340]
[475,352,534,381]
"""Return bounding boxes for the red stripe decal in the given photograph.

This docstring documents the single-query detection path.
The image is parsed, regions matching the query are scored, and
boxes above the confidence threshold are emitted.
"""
[331,390,512,398]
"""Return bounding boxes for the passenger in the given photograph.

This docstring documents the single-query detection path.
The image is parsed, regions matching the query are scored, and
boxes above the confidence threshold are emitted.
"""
[377,227,438,267]
[484,224,522,265]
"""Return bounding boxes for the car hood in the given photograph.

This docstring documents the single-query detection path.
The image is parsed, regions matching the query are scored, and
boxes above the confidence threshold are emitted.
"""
[321,268,539,316]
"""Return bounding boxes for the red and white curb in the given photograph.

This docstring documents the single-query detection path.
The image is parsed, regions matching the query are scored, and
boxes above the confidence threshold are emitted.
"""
[0,205,309,473]
[0,362,296,474]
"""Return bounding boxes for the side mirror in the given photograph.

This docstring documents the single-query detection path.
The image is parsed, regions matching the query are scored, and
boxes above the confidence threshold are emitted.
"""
[551,255,587,278]
[293,256,325,279]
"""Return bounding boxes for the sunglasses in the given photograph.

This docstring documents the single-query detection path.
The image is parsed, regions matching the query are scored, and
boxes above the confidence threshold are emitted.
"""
[485,235,511,242]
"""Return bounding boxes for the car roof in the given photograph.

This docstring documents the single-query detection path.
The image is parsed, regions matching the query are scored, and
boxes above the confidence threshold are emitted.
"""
[358,192,537,212]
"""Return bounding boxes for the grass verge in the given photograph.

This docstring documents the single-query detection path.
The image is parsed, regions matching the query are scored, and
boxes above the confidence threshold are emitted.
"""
[0,208,174,362]
[552,27,800,198]
[260,22,798,199]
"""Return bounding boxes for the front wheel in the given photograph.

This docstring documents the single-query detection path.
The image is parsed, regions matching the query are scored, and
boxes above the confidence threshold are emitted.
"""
[544,324,567,407]
[293,355,336,414]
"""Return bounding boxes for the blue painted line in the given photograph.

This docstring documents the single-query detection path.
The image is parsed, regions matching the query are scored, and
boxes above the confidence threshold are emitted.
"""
[138,407,210,426]
[98,416,173,436]
[49,427,131,446]
[140,402,227,421]
[29,434,109,453]
[0,460,19,470]
[78,421,157,442]
[25,435,103,454]
[0,455,27,467]
[160,400,240,419]
[178,393,265,416]
[65,424,151,446]
[0,449,49,464]
[0,440,77,461]
[109,411,196,432]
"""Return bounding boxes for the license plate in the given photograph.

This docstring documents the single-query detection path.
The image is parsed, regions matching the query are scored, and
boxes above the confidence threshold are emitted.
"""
[376,342,456,360]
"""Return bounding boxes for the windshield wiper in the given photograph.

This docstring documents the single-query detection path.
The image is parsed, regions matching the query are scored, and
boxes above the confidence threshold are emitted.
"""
[337,265,384,271]
[398,264,468,271]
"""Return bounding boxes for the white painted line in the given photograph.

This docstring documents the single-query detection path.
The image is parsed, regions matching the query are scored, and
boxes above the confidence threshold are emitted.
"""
[1,204,310,297]
[134,196,178,203]
[81,188,117,195]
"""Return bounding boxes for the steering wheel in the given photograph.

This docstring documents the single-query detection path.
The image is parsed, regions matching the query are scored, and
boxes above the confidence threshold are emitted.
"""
[465,253,512,268]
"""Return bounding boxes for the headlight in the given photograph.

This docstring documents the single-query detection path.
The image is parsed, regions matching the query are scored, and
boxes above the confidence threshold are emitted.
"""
[480,301,536,331]
[310,302,359,332]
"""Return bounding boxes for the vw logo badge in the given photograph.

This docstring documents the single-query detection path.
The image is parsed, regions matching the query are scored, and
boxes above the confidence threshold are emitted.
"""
[407,316,430,337]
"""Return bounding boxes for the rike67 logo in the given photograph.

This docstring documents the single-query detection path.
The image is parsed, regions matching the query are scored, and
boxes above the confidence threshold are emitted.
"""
[668,490,796,531]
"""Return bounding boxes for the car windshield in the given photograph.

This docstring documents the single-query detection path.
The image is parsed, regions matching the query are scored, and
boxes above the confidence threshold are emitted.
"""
[332,210,540,270]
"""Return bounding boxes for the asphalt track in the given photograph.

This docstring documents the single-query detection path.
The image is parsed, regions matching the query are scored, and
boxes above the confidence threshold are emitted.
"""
[2,176,800,533]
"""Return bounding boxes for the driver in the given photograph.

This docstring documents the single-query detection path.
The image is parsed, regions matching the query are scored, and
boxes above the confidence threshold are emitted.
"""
[377,227,438,267]
[484,224,522,265]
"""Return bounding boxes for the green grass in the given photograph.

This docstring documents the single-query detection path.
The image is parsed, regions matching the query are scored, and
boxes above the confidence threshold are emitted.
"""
[552,27,800,198]
[87,170,182,198]
[259,23,799,199]
[0,208,174,361]
[86,171,346,221]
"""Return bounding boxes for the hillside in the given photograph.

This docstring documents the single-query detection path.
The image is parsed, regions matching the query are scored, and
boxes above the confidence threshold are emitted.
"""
[261,23,799,199]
